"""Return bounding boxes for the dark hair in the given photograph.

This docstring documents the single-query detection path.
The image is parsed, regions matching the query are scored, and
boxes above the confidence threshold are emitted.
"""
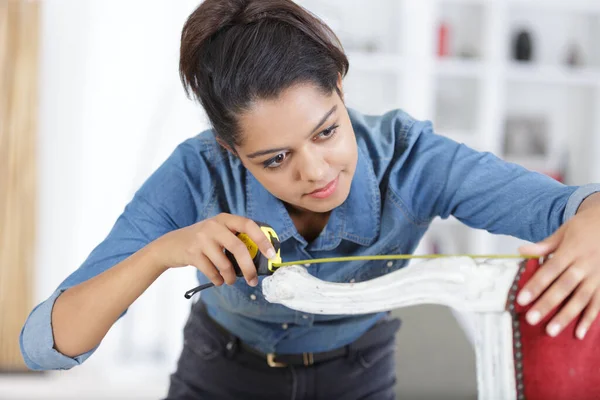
[179,0,349,148]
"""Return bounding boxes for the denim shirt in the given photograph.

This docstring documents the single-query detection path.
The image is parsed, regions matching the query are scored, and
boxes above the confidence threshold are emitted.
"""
[20,108,600,370]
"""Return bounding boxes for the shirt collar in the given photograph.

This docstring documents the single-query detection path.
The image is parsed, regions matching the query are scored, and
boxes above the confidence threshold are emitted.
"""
[245,145,380,250]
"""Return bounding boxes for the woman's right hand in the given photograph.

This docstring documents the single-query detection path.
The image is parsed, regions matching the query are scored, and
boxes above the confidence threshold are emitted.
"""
[154,213,277,287]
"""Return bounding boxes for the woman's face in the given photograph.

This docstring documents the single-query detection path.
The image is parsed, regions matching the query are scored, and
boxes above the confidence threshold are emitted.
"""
[233,81,358,214]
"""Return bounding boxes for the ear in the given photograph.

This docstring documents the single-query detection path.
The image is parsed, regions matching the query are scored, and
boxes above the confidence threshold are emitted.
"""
[336,73,344,102]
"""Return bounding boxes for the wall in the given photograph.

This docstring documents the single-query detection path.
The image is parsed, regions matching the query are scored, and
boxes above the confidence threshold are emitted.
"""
[36,0,206,385]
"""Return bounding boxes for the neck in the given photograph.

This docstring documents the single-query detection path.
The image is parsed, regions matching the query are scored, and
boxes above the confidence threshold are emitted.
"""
[285,203,331,243]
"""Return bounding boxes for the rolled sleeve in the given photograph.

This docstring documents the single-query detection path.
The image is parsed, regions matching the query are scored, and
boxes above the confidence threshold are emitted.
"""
[19,139,211,371]
[19,289,98,371]
[563,183,600,223]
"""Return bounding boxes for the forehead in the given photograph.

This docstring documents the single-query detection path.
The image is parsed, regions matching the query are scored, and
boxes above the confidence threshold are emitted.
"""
[237,83,337,147]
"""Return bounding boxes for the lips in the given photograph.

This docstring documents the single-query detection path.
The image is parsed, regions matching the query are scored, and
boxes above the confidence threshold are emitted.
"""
[307,175,339,199]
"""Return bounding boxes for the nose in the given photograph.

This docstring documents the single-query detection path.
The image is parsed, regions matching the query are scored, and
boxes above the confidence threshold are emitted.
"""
[297,151,327,182]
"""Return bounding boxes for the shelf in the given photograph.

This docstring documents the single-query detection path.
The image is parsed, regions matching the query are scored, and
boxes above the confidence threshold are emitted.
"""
[434,77,480,134]
[437,0,493,4]
[437,1,485,61]
[508,0,600,14]
[344,69,400,116]
[346,51,404,73]
[435,58,486,78]
[506,63,600,87]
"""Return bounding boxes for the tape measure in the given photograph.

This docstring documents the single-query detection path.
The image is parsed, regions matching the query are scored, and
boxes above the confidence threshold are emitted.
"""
[184,221,282,299]
[184,221,540,299]
[272,253,540,267]
[226,221,282,276]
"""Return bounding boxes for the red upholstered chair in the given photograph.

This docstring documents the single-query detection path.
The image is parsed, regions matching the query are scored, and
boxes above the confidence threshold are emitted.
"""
[513,259,600,400]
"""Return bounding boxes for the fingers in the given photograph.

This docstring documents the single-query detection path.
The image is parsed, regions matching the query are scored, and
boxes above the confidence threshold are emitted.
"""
[521,255,600,339]
[217,214,277,259]
[191,219,257,286]
[188,214,278,287]
[518,251,572,307]
[541,275,595,337]
[516,215,600,340]
[193,253,225,287]
[202,238,239,285]
[525,261,584,325]
[576,291,600,340]
[220,229,259,286]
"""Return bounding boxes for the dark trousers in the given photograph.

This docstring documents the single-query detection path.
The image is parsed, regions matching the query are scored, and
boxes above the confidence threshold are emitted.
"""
[164,301,401,400]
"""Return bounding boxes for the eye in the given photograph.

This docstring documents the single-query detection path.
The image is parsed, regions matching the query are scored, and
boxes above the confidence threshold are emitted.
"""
[263,152,288,169]
[315,124,339,140]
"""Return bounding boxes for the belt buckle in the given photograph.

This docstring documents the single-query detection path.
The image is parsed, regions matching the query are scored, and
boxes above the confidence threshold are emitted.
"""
[266,353,287,368]
[302,352,314,366]
[266,352,315,367]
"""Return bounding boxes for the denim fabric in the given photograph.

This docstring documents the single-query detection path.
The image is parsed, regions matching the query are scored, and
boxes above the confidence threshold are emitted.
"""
[20,108,600,370]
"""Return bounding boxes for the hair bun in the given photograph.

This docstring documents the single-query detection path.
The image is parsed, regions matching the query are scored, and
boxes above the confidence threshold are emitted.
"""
[180,0,348,147]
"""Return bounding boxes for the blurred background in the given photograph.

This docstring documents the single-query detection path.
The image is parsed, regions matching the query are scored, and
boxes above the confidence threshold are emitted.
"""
[1,0,599,399]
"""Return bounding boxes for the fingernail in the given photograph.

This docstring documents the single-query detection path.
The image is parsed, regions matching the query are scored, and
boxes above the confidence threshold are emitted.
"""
[267,248,276,259]
[517,290,532,306]
[547,323,561,337]
[577,326,587,340]
[527,310,541,325]
[249,277,258,286]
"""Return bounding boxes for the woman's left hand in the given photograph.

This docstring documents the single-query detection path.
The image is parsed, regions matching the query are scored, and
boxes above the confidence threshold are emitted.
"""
[517,204,600,340]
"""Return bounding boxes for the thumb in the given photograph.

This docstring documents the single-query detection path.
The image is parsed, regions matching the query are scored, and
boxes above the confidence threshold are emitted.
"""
[518,225,565,256]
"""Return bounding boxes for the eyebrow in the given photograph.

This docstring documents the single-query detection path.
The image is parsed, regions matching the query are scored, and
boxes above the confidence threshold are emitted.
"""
[246,105,338,159]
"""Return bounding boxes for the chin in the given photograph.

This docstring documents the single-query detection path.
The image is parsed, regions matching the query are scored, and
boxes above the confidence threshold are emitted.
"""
[306,199,342,213]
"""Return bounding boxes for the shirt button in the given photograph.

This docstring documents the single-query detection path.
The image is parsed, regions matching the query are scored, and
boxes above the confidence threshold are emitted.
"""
[302,314,309,319]
[350,279,356,283]
[250,294,257,301]
[282,323,288,330]
[387,261,393,268]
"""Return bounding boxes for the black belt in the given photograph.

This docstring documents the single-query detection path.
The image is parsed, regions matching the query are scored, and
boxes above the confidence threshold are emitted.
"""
[239,340,349,367]
[199,302,398,368]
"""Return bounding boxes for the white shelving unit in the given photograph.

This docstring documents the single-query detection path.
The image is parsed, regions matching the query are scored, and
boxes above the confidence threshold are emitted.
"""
[300,0,600,255]
[294,4,600,396]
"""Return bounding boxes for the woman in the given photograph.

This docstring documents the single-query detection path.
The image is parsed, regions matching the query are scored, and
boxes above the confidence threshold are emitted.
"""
[20,0,600,399]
